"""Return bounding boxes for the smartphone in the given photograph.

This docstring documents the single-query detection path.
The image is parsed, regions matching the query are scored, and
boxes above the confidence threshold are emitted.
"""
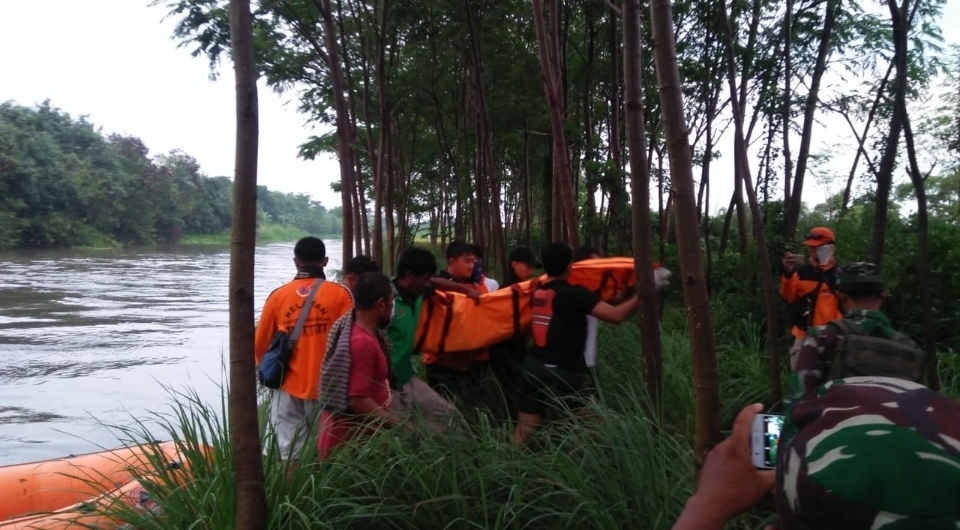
[751,413,784,469]
[471,259,483,284]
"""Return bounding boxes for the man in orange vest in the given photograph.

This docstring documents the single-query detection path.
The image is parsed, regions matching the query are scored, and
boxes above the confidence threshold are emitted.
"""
[255,237,354,460]
[424,240,500,416]
[780,226,843,369]
[514,242,639,445]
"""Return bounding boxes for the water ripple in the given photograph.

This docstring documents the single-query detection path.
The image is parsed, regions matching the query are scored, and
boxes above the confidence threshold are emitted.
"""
[0,241,343,464]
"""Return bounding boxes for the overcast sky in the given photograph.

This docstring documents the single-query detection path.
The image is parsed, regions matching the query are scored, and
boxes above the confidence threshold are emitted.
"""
[1,1,957,214]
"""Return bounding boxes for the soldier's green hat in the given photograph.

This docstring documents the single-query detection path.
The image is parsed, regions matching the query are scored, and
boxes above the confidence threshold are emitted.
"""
[835,262,884,295]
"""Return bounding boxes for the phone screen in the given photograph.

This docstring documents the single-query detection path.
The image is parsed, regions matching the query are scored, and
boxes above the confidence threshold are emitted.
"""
[762,415,783,468]
[752,413,784,469]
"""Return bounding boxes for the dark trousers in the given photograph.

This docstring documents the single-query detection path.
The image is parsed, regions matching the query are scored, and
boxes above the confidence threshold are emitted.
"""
[425,361,510,424]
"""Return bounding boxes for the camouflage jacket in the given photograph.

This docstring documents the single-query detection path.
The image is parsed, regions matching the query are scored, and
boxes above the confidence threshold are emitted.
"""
[777,377,960,530]
[784,309,899,411]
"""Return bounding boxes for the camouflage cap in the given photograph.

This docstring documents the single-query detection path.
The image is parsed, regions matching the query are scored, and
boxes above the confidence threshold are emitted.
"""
[835,262,884,295]
[776,377,960,530]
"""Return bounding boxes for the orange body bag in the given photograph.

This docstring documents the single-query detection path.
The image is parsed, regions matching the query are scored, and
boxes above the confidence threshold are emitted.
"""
[414,257,654,357]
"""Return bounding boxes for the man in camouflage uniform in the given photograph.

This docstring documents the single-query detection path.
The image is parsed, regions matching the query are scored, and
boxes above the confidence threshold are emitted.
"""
[671,263,954,530]
[784,262,925,411]
[775,377,960,529]
[671,383,960,530]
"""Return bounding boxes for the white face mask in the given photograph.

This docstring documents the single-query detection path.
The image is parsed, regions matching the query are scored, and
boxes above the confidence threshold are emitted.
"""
[816,244,835,263]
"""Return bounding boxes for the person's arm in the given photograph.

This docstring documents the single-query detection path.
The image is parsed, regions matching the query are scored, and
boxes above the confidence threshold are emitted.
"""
[346,335,412,430]
[672,403,775,530]
[431,277,480,301]
[784,327,834,408]
[590,292,639,324]
[347,396,407,429]
[780,254,801,302]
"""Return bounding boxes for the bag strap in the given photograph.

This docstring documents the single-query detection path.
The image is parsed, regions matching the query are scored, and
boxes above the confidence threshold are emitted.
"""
[290,278,324,345]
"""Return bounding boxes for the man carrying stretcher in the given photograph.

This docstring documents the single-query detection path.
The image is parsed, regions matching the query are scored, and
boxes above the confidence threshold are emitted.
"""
[513,242,640,444]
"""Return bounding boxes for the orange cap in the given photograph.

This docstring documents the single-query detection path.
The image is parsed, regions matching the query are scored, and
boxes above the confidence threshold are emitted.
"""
[803,227,835,247]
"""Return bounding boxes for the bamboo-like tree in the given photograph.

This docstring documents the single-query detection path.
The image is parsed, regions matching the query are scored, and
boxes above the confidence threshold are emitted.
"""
[226,0,267,528]
[649,0,721,458]
[531,0,580,247]
[623,0,663,410]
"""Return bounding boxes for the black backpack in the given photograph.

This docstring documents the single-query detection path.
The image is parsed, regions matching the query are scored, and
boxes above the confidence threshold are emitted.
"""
[825,319,927,384]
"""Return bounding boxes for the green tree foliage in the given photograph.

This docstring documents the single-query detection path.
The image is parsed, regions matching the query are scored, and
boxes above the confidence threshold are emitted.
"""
[0,100,341,249]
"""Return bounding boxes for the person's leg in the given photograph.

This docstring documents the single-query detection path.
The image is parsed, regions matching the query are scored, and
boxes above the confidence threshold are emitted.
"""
[514,411,542,444]
[408,376,458,432]
[392,377,458,433]
[268,389,318,461]
[425,363,460,402]
[513,356,549,444]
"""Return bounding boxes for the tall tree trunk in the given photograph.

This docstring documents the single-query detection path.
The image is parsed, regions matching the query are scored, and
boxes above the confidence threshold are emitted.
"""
[718,192,736,255]
[464,0,505,269]
[375,0,393,267]
[524,126,533,248]
[784,0,837,239]
[226,2,266,528]
[606,8,629,254]
[356,14,383,266]
[890,0,937,390]
[582,7,596,248]
[649,0,721,462]
[318,0,355,265]
[720,0,783,408]
[336,0,369,257]
[839,60,895,220]
[902,115,938,391]
[532,0,579,247]
[624,0,663,411]
[869,48,907,265]
[352,169,366,256]
[734,154,749,253]
[781,0,793,208]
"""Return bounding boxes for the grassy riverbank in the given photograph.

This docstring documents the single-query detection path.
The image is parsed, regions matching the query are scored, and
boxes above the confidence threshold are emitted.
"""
[176,223,320,245]
[98,304,960,530]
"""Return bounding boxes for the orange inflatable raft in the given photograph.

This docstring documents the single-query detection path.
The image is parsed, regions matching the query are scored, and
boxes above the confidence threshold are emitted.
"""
[0,441,183,530]
[414,257,649,356]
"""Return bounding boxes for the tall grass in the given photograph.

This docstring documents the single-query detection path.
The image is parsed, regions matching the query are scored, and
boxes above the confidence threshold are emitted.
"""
[85,312,959,529]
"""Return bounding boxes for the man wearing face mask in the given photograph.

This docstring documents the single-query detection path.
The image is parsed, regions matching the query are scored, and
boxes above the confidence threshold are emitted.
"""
[780,227,843,369]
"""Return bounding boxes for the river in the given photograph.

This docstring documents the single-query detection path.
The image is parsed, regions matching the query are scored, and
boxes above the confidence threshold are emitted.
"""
[0,241,343,466]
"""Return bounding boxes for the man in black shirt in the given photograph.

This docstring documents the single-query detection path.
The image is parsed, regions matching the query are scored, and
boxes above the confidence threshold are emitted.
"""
[514,242,639,445]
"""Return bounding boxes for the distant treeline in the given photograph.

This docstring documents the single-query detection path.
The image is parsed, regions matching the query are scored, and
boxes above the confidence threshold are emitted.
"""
[0,100,341,249]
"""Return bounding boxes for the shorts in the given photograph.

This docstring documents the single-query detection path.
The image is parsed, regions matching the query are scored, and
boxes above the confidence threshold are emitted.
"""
[516,355,594,416]
[266,389,321,460]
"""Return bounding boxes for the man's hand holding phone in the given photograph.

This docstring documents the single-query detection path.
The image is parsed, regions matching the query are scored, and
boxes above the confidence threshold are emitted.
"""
[672,403,776,530]
[782,252,804,273]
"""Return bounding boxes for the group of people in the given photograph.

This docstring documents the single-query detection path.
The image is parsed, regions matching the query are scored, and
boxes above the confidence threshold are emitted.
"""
[254,229,960,529]
[673,226,960,529]
[253,236,641,462]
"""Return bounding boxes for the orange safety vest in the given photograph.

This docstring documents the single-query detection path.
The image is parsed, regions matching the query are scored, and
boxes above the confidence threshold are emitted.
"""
[531,287,556,349]
[422,277,490,370]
